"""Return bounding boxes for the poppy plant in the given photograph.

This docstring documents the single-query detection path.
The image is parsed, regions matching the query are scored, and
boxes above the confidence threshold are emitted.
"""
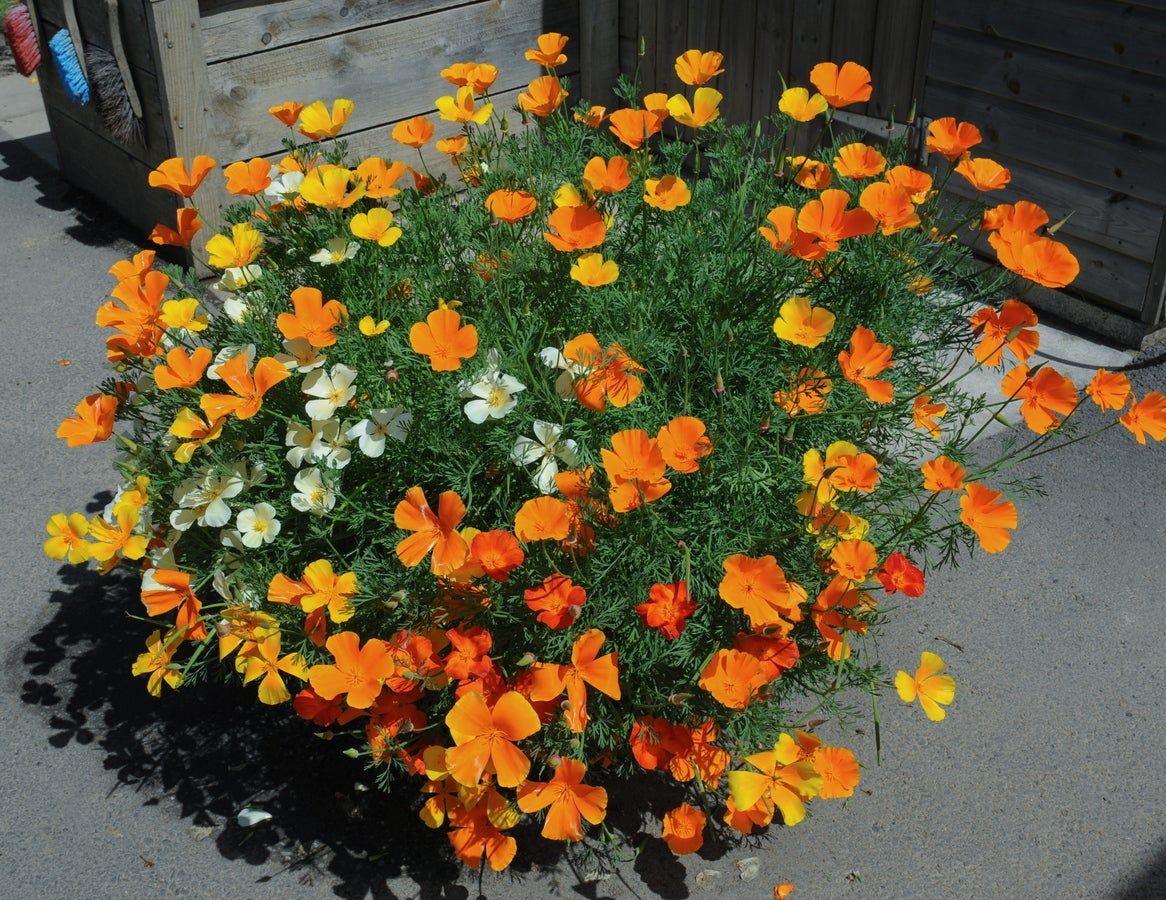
[607,107,662,150]
[877,552,926,597]
[277,286,348,347]
[529,628,621,731]
[601,429,671,512]
[960,483,1018,553]
[728,733,823,827]
[569,253,619,287]
[298,98,355,140]
[153,346,212,390]
[674,49,724,85]
[148,155,216,197]
[394,486,470,573]
[636,580,696,640]
[772,295,836,348]
[523,572,586,629]
[779,87,827,122]
[719,554,805,631]
[661,803,706,854]
[839,325,895,403]
[141,568,206,640]
[308,631,393,709]
[833,142,886,179]
[148,207,203,248]
[644,174,692,210]
[485,189,538,223]
[926,117,982,160]
[666,87,722,128]
[525,32,568,67]
[896,651,956,720]
[921,455,967,492]
[445,689,541,787]
[199,353,290,421]
[223,158,273,196]
[350,207,402,247]
[1001,364,1078,435]
[517,758,607,841]
[517,75,567,117]
[392,115,435,149]
[808,60,872,107]
[56,394,117,446]
[1120,392,1166,444]
[409,307,478,371]
[656,416,713,473]
[543,204,606,251]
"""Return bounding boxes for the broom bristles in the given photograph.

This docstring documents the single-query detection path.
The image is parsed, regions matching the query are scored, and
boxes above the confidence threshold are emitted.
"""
[2,3,41,76]
[47,28,89,104]
[87,45,144,146]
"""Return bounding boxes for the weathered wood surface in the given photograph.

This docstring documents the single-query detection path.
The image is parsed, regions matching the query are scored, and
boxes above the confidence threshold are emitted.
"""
[928,25,1166,144]
[580,0,620,106]
[204,0,577,160]
[36,0,156,72]
[935,0,1166,77]
[197,0,472,63]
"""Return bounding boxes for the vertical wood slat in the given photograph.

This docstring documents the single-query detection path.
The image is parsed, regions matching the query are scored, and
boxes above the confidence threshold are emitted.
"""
[148,0,223,273]
[653,0,687,96]
[716,0,755,123]
[580,0,621,107]
[869,0,923,119]
[751,0,793,124]
[829,0,879,117]
[636,0,658,94]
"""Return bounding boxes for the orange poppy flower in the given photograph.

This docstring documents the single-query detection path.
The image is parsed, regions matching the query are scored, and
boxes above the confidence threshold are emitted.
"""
[353,157,406,199]
[153,346,212,390]
[268,101,304,127]
[560,334,644,410]
[394,486,470,574]
[656,416,713,473]
[132,629,183,696]
[485,189,538,223]
[297,98,355,140]
[779,87,828,122]
[148,207,203,248]
[675,48,724,85]
[802,440,880,501]
[1001,364,1078,435]
[728,733,823,827]
[994,232,1080,289]
[814,576,865,661]
[859,182,920,235]
[876,552,925,597]
[141,568,206,640]
[913,394,947,437]
[514,495,571,542]
[523,573,586,629]
[723,794,774,835]
[529,628,621,732]
[276,286,348,348]
[435,135,468,157]
[236,632,309,705]
[775,884,795,899]
[391,114,435,149]
[444,626,494,681]
[298,165,366,209]
[774,367,833,416]
[926,117,982,160]
[295,559,358,623]
[839,325,894,403]
[223,158,272,196]
[833,142,886,179]
[921,455,966,492]
[470,530,525,581]
[148,155,216,197]
[526,32,568,67]
[699,649,767,710]
[569,253,619,287]
[544,204,606,251]
[661,803,706,854]
[982,199,1048,235]
[734,632,800,681]
[955,156,1011,192]
[960,483,1018,553]
[446,796,519,871]
[786,155,832,189]
[108,249,155,283]
[636,580,696,639]
[607,107,662,150]
[518,75,567,117]
[582,156,630,194]
[517,758,607,841]
[409,307,478,371]
[719,554,806,631]
[809,61,872,108]
[308,631,393,709]
[759,205,826,260]
[628,716,682,771]
[809,744,861,799]
[199,353,290,421]
[601,428,672,513]
[440,61,496,94]
[574,104,608,127]
[98,268,168,361]
[969,299,1040,366]
[445,689,540,787]
[1119,391,1166,444]
[885,165,933,203]
[1083,369,1130,412]
[797,189,877,250]
[830,538,878,583]
[643,174,692,210]
[56,393,117,447]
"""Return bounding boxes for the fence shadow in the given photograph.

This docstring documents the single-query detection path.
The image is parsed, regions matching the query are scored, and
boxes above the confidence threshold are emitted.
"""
[18,554,745,899]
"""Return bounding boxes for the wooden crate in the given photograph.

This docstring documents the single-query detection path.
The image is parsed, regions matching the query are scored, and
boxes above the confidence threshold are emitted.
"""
[27,0,618,268]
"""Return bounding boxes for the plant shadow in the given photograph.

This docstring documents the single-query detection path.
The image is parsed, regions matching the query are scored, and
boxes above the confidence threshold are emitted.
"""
[19,553,744,899]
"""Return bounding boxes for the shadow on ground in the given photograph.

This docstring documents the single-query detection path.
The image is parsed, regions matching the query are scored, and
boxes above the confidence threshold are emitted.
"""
[17,528,752,899]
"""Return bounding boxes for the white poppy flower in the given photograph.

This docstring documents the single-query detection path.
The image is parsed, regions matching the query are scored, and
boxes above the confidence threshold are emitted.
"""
[464,372,526,423]
[302,364,357,420]
[290,467,335,515]
[211,264,262,295]
[170,466,245,530]
[207,344,256,380]
[346,408,411,457]
[275,337,327,373]
[286,420,325,468]
[236,502,281,548]
[315,419,351,469]
[264,169,303,201]
[310,238,360,266]
[511,420,579,493]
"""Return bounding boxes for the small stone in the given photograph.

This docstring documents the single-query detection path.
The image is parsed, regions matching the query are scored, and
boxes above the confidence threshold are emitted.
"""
[695,868,722,890]
[189,825,214,842]
[737,857,761,881]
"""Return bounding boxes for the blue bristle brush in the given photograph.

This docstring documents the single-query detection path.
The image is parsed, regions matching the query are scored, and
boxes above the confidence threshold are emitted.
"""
[48,0,89,105]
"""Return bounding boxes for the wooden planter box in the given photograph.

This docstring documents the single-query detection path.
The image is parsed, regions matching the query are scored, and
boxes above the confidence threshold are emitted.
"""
[28,0,618,267]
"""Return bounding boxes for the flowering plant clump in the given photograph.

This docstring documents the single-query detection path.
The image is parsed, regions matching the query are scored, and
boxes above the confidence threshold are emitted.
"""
[46,36,1165,871]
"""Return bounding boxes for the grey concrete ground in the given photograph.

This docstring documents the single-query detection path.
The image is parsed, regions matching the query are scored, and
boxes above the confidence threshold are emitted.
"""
[1,71,1164,899]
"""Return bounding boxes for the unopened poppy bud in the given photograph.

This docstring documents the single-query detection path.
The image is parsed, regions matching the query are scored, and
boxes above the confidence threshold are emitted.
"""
[760,416,771,432]
[638,35,646,58]
[314,731,334,740]
[714,371,725,394]
[500,114,509,133]
[342,747,360,759]
[676,539,687,549]
[384,367,399,383]
[669,692,694,705]
[517,652,536,666]
[569,604,583,622]
[547,753,563,767]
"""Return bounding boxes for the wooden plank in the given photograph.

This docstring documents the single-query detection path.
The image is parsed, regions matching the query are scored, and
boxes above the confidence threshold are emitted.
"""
[43,106,181,249]
[788,0,834,87]
[828,0,878,116]
[1141,216,1166,325]
[934,0,1166,78]
[198,0,476,64]
[686,0,720,57]
[636,0,658,94]
[868,0,923,120]
[944,152,1164,263]
[652,0,687,96]
[716,0,755,124]
[751,0,792,123]
[618,0,639,80]
[580,0,621,107]
[36,0,155,72]
[927,25,1166,144]
[924,82,1166,208]
[203,0,577,160]
[150,0,222,272]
